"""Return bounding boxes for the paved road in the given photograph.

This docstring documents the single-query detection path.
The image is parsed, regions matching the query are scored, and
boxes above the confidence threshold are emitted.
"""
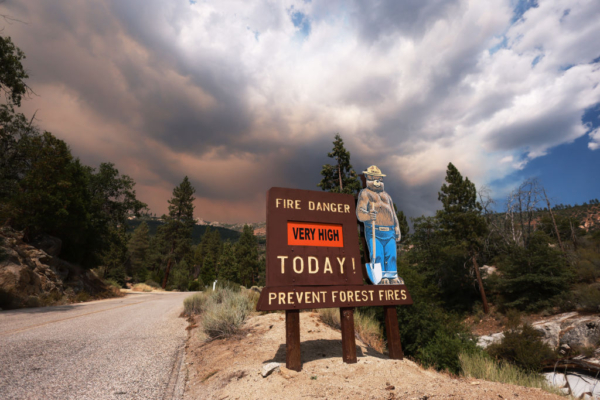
[0,292,193,400]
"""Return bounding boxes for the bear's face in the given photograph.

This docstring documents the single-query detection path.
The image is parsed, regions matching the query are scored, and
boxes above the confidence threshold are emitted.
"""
[366,176,384,192]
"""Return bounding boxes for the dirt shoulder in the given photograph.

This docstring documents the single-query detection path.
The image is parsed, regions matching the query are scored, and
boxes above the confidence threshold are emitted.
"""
[183,312,562,400]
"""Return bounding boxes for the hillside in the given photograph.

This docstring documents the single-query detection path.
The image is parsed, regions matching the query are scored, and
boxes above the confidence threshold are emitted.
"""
[127,218,241,244]
[183,312,561,400]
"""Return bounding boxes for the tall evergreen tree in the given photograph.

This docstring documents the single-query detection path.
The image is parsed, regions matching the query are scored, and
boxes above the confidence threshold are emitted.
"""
[128,221,150,282]
[161,176,196,288]
[218,241,239,283]
[318,134,361,195]
[394,203,410,240]
[437,163,489,312]
[236,225,259,287]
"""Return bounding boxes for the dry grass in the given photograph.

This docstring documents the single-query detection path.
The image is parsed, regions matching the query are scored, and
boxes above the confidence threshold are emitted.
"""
[132,283,155,292]
[318,308,386,353]
[459,352,559,395]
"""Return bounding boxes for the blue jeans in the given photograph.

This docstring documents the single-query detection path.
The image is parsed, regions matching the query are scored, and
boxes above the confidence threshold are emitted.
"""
[365,225,397,279]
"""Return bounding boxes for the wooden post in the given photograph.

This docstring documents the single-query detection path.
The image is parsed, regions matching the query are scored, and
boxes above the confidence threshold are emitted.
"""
[383,306,403,360]
[286,309,301,371]
[340,307,357,364]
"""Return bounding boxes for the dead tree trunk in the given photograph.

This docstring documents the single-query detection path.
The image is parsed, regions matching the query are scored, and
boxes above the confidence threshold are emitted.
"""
[472,254,490,314]
[543,188,565,253]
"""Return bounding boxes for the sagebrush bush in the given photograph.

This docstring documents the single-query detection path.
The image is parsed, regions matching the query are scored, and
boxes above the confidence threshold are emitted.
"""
[132,283,153,292]
[184,292,208,315]
[459,351,557,394]
[201,290,253,338]
[486,323,555,372]
[183,288,256,339]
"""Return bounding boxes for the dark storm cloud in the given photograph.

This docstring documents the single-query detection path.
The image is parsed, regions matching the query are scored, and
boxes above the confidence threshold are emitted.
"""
[2,0,599,222]
[347,0,461,43]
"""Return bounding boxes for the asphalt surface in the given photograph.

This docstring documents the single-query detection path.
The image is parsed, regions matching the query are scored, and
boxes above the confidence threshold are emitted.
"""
[0,292,193,400]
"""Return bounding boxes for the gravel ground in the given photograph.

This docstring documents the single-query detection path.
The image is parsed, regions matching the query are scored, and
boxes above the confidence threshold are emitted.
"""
[0,292,192,400]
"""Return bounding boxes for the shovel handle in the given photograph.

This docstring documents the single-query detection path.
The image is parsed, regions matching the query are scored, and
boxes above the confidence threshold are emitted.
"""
[371,202,376,261]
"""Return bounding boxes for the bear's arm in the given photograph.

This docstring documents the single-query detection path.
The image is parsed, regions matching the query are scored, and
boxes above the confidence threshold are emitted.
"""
[356,190,371,222]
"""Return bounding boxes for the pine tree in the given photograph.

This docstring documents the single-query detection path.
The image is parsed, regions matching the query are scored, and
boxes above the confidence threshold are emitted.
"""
[236,225,259,287]
[318,134,361,195]
[217,241,238,283]
[201,251,216,284]
[394,203,410,240]
[437,163,489,312]
[161,176,196,288]
[128,221,150,282]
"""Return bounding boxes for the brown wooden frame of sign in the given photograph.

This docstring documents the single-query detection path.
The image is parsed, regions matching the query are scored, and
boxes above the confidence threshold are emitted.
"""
[257,187,410,371]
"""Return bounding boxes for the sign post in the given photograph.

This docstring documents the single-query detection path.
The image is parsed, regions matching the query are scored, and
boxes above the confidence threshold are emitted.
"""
[256,186,412,371]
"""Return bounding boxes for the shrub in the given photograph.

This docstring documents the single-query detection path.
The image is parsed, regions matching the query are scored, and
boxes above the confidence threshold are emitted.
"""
[145,279,161,288]
[183,287,255,339]
[460,351,557,394]
[188,279,202,292]
[215,279,242,292]
[572,283,600,312]
[132,283,153,292]
[75,291,91,302]
[486,323,555,372]
[104,278,122,289]
[494,232,573,312]
[184,292,208,315]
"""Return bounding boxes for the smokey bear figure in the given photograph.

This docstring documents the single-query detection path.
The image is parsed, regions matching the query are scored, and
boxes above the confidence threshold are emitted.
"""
[356,165,403,285]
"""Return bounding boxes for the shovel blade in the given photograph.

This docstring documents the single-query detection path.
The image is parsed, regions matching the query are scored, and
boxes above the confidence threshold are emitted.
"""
[366,262,383,285]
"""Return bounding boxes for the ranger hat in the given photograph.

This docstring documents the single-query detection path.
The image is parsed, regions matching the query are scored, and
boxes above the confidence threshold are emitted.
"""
[362,165,386,177]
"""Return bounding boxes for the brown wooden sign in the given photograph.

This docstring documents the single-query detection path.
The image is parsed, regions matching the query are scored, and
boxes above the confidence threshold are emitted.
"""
[265,187,364,287]
[257,284,412,311]
[257,186,412,371]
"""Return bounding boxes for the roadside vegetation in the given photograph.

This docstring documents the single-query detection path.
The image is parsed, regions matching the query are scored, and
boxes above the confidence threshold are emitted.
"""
[184,285,259,340]
[459,352,558,394]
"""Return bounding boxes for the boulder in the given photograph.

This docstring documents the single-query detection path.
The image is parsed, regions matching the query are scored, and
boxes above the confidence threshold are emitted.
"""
[476,332,504,348]
[532,321,561,349]
[560,318,600,348]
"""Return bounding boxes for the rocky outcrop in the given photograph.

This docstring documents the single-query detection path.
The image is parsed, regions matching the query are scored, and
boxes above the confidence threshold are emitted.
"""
[477,312,600,351]
[0,226,109,309]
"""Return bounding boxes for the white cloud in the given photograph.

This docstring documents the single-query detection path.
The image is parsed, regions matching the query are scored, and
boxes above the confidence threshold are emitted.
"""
[589,127,600,150]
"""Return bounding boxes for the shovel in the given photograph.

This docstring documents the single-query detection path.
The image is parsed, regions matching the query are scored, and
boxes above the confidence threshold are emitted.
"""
[366,202,383,285]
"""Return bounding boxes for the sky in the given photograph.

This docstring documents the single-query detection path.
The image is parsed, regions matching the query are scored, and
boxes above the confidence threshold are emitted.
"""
[1,0,599,223]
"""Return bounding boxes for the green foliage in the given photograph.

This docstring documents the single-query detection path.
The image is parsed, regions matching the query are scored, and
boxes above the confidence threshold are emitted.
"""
[169,260,191,291]
[218,241,239,283]
[128,221,150,282]
[188,279,203,292]
[459,351,557,393]
[492,231,573,311]
[394,204,410,239]
[159,176,196,287]
[572,283,600,312]
[486,324,555,372]
[145,279,161,288]
[236,225,260,287]
[0,35,29,107]
[317,134,361,195]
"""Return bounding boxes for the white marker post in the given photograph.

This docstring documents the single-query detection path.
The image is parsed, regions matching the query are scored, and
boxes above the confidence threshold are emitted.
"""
[213,280,217,291]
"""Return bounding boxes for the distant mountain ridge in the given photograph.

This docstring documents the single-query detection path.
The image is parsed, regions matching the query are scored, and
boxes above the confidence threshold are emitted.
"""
[126,217,243,244]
